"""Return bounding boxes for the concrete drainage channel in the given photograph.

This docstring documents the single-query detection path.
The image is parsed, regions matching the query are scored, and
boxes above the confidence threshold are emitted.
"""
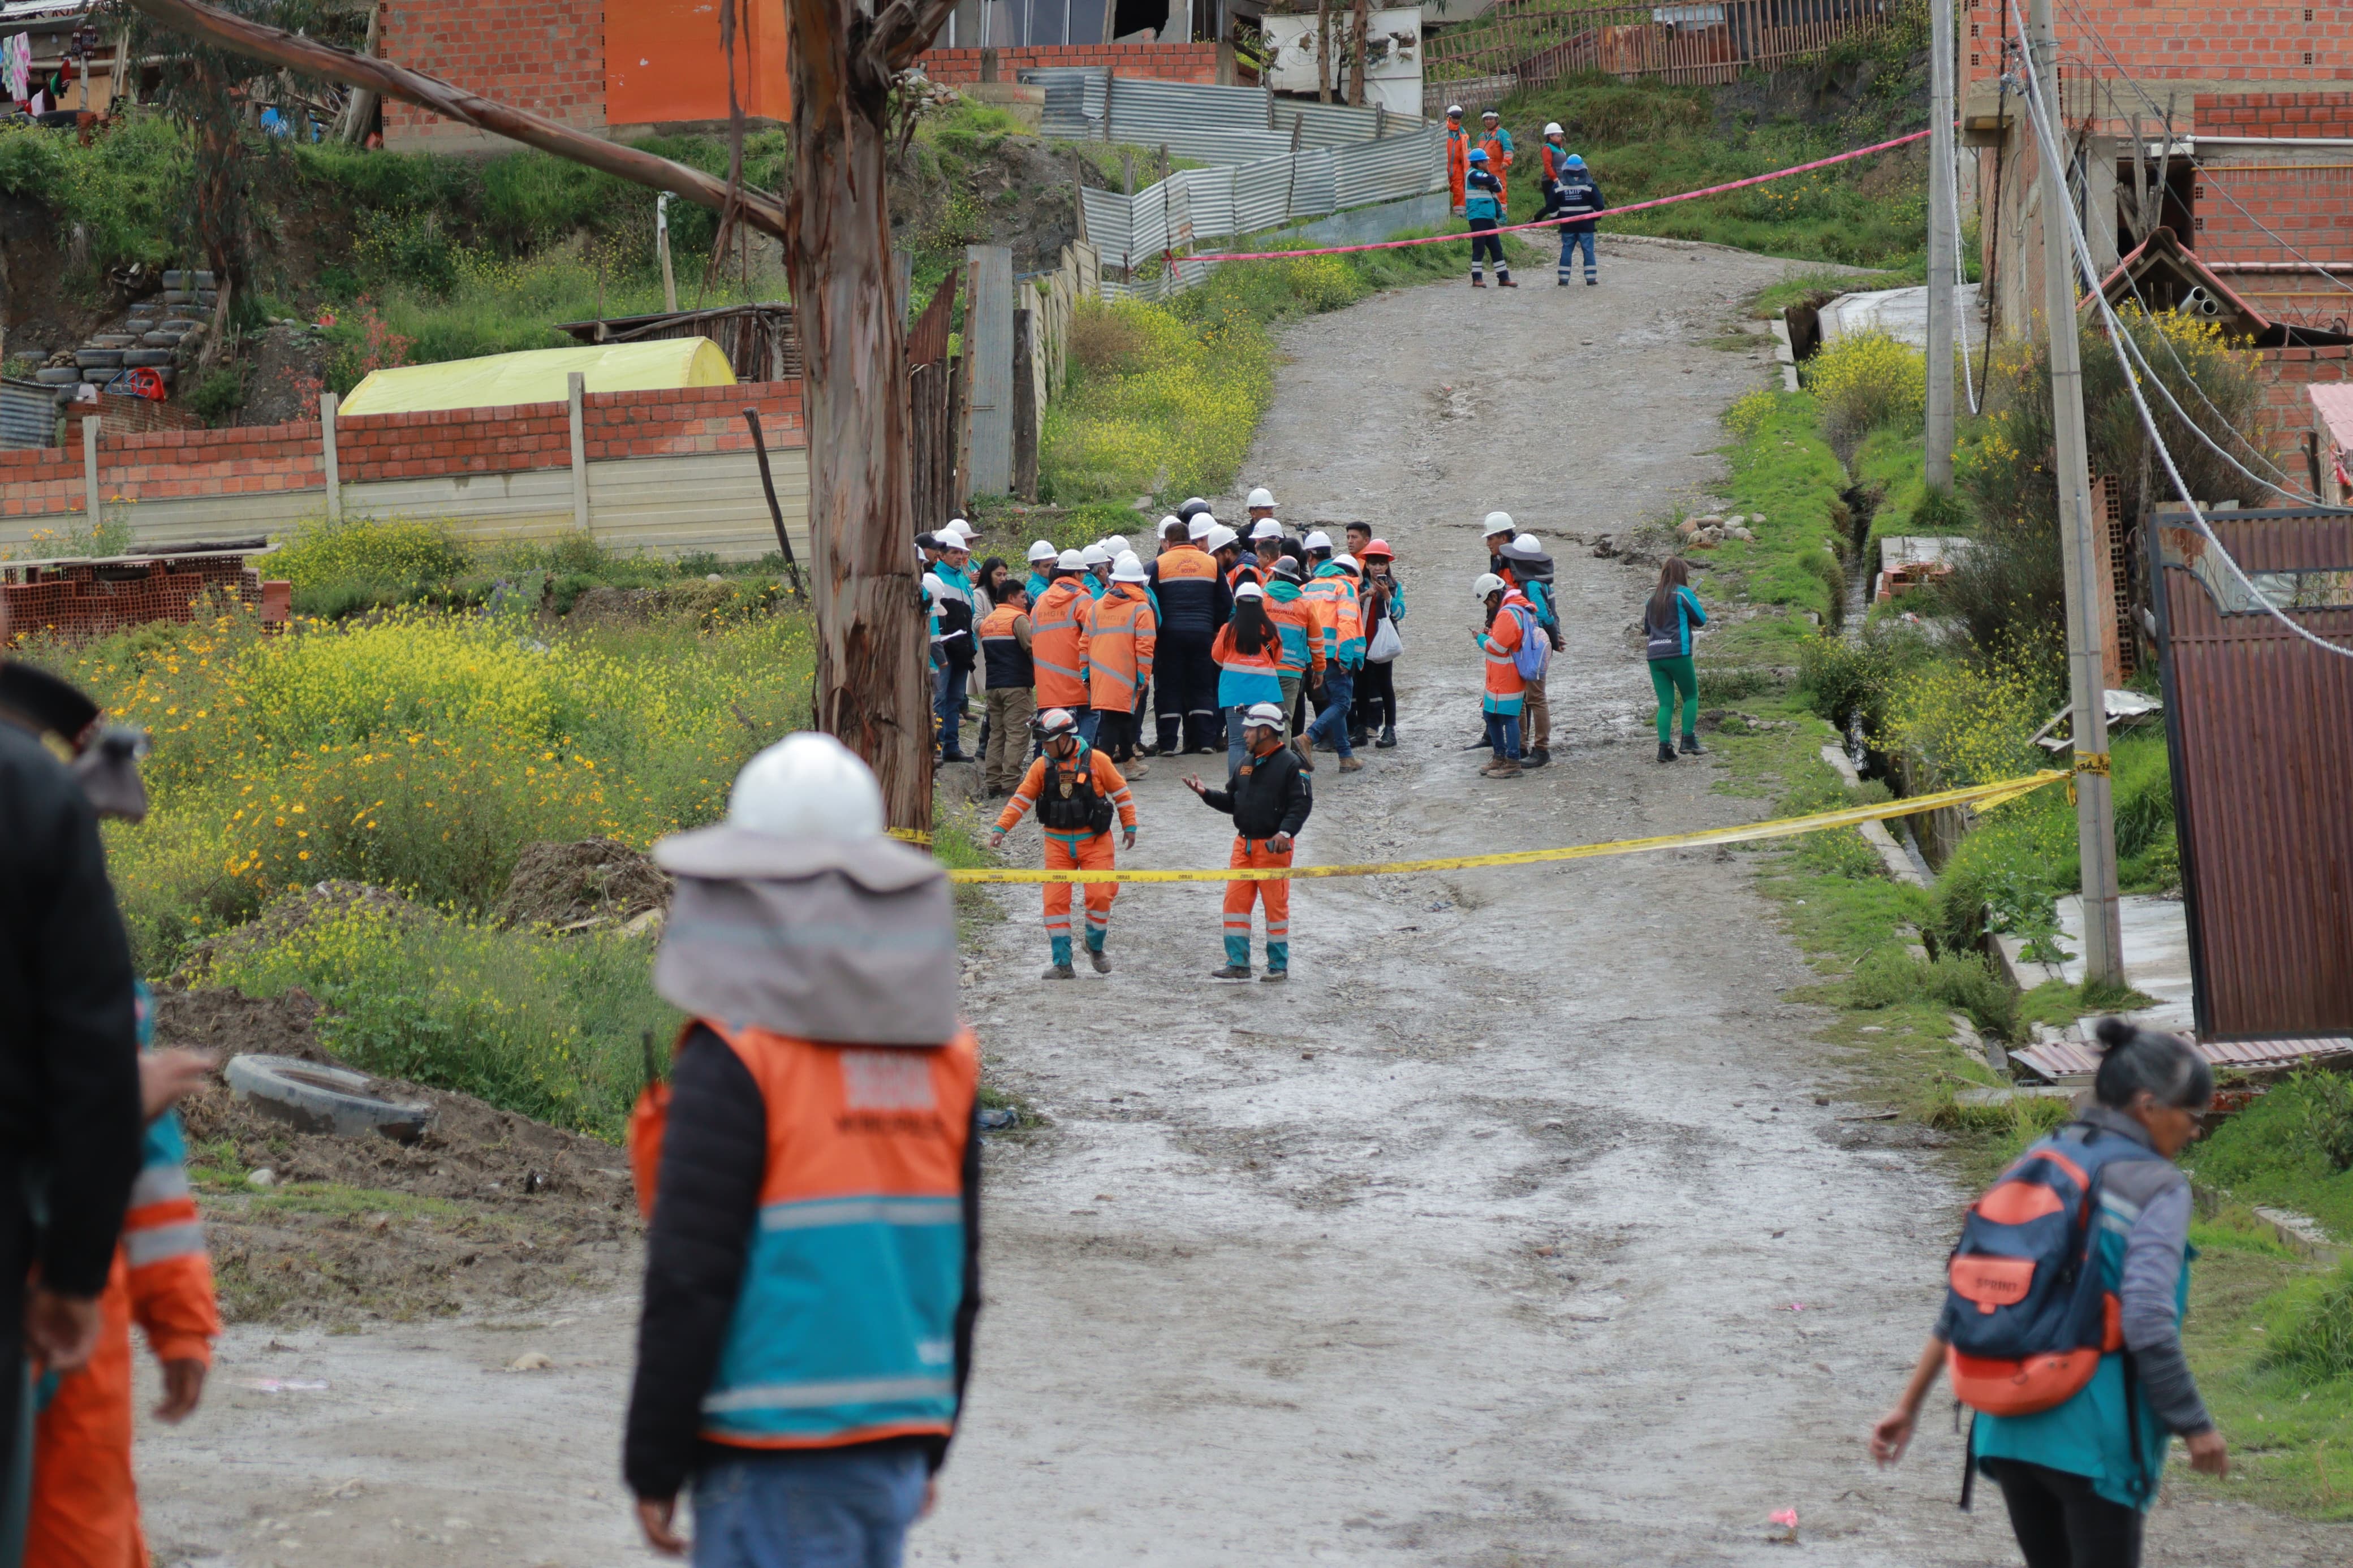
[224,1053,436,1143]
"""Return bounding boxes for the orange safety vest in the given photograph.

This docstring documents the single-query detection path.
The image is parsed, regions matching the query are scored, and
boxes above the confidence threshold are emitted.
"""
[631,1020,978,1452]
[1029,577,1092,709]
[1484,590,1529,708]
[1083,585,1157,711]
[1445,123,1471,205]
[1264,588,1324,678]
[1479,131,1514,204]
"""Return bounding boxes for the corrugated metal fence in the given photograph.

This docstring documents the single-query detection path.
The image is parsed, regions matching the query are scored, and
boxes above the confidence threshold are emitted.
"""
[1025,67,1408,161]
[2151,506,2353,1038]
[1081,126,1443,296]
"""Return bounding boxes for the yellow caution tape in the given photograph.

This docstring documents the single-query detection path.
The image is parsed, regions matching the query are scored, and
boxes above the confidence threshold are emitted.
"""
[887,827,934,846]
[946,770,2070,884]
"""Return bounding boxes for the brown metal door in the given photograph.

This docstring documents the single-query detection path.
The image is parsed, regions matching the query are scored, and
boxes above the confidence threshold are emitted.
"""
[2152,505,2353,1038]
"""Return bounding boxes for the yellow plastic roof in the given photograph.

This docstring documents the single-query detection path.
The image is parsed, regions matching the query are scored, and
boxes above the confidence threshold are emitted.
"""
[338,338,736,416]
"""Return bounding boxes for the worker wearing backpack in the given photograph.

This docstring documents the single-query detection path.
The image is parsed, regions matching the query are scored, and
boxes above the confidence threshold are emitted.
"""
[1498,533,1561,768]
[1472,573,1537,779]
[1869,1020,2227,1568]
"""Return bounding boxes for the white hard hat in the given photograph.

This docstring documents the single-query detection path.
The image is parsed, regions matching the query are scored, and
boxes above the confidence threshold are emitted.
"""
[1160,514,1188,538]
[1482,109,1499,120]
[1178,496,1212,519]
[1081,543,1111,567]
[1246,486,1276,509]
[1473,572,1506,598]
[729,733,884,842]
[1234,580,1266,600]
[1483,510,1515,537]
[1187,516,1214,541]
[1510,532,1542,554]
[1204,524,1239,553]
[1112,550,1148,582]
[1303,530,1332,551]
[1026,539,1057,564]
[942,518,977,540]
[1104,534,1130,556]
[1330,552,1360,574]
[1035,707,1079,737]
[1544,122,1563,136]
[1243,701,1285,728]
[1249,519,1285,541]
[1446,103,1463,116]
[1055,548,1086,571]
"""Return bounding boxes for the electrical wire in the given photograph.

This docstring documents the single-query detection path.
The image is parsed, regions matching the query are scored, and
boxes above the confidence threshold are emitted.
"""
[2007,0,2353,659]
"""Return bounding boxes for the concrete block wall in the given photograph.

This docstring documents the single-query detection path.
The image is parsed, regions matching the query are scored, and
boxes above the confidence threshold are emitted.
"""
[382,0,607,150]
[916,42,1219,85]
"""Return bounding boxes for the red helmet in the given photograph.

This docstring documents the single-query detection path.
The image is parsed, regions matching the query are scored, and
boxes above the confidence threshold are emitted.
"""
[1361,538,1394,561]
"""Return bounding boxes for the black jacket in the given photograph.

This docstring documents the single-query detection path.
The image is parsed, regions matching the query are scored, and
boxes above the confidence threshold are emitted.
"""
[624,1025,982,1500]
[1197,742,1312,841]
[0,700,141,1299]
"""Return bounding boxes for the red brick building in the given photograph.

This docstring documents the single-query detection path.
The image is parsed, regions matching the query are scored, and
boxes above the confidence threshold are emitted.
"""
[380,0,1219,152]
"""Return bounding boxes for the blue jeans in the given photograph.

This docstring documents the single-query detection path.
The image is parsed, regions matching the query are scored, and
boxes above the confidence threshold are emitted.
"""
[691,1445,928,1568]
[1558,226,1595,279]
[1305,668,1356,758]
[1077,707,1102,745]
[1484,710,1522,763]
[932,659,969,756]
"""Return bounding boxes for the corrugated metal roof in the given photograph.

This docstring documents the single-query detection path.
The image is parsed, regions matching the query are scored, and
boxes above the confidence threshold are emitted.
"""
[2154,507,2353,1037]
[2013,1034,2353,1083]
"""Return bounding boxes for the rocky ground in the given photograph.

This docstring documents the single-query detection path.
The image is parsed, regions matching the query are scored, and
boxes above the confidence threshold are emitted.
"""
[137,240,2347,1567]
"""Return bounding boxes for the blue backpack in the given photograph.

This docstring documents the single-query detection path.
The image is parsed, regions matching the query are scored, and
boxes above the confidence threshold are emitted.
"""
[1509,604,1550,681]
[1941,1122,2165,1418]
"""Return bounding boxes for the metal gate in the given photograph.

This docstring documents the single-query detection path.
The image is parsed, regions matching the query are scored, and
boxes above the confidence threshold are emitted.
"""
[2151,504,2353,1038]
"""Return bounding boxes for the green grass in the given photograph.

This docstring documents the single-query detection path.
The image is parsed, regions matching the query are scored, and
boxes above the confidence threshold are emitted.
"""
[2188,1075,2353,1243]
[2177,1233,2353,1518]
[1704,390,1852,647]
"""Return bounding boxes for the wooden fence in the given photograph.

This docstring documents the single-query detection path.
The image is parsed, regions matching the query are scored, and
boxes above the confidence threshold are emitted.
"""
[1011,241,1101,501]
[908,271,962,532]
[1425,0,1887,90]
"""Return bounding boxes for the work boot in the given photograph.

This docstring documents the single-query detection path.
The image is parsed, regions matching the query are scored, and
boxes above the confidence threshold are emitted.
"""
[1523,748,1549,769]
[1260,969,1288,983]
[940,750,970,764]
[1376,725,1397,749]
[1338,755,1364,773]
[1656,742,1677,764]
[1488,762,1523,779]
[1210,964,1252,981]
[1497,276,1517,288]
[1680,733,1706,756]
[1470,275,1486,288]
[1042,962,1077,980]
[1089,947,1113,974]
[1587,275,1600,286]
[1125,759,1151,780]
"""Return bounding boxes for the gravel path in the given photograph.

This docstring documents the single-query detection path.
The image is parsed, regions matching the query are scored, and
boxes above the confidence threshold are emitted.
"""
[135,241,2341,1567]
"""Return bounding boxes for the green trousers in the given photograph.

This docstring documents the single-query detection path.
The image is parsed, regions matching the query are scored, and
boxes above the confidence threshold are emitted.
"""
[1649,654,1697,745]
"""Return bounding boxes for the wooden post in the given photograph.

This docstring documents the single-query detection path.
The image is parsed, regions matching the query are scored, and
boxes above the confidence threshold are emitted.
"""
[319,390,341,521]
[657,194,679,313]
[1348,0,1369,106]
[567,372,591,534]
[1010,307,1037,502]
[1316,0,1333,102]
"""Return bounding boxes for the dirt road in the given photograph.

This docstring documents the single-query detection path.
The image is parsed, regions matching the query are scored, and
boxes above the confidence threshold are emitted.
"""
[140,244,2335,1566]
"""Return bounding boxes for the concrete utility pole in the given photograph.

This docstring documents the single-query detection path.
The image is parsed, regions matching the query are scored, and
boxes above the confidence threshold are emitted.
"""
[2027,0,2124,987]
[1924,0,1956,486]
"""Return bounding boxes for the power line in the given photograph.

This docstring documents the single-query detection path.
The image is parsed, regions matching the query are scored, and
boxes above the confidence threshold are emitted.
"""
[2006,5,2353,660]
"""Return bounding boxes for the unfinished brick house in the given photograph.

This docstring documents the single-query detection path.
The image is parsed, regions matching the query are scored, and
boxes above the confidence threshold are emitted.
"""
[1962,2,2353,450]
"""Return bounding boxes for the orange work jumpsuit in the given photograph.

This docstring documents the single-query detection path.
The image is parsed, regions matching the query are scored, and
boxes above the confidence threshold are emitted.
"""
[996,742,1137,965]
[1445,120,1471,211]
[1479,128,1515,208]
[29,1120,217,1568]
[1029,577,1093,711]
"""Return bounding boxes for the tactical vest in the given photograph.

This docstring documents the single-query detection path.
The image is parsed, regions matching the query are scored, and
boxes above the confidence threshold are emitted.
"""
[1037,743,1115,836]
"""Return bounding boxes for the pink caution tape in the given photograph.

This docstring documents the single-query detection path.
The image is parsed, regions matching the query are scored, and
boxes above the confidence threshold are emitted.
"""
[1186,128,1933,262]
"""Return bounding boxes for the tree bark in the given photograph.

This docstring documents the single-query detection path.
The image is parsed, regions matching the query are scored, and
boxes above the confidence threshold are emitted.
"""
[336,0,380,145]
[1348,0,1369,107]
[1316,0,1333,103]
[783,0,960,837]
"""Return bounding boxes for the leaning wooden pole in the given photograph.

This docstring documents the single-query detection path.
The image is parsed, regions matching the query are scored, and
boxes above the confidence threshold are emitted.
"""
[127,0,791,237]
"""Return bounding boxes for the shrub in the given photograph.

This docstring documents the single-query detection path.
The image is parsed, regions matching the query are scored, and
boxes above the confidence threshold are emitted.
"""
[1878,651,2058,790]
[1842,948,2021,1040]
[1068,303,1148,378]
[274,516,477,616]
[2264,1260,2353,1385]
[1802,331,1927,443]
[2289,1070,2353,1174]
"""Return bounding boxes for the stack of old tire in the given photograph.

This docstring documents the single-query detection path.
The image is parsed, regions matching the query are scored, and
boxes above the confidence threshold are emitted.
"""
[38,268,213,409]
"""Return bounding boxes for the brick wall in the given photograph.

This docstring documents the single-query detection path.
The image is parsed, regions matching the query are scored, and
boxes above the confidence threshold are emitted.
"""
[383,0,607,150]
[0,383,806,519]
[62,394,207,446]
[916,42,1220,85]
[2189,92,2353,329]
[1962,1,2352,81]
[2252,345,2353,450]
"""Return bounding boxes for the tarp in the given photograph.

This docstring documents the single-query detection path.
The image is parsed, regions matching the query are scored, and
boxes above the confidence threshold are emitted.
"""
[338,338,735,416]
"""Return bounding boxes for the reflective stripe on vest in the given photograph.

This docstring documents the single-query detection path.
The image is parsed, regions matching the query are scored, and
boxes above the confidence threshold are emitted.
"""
[693,1020,977,1451]
[1030,580,1091,703]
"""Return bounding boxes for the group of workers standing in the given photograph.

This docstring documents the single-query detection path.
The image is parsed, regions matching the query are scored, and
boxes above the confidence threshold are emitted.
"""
[1445,106,1609,290]
[916,492,1403,983]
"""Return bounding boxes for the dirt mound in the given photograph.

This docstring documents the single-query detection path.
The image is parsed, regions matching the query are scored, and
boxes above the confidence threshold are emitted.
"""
[494,837,670,931]
[157,988,640,1325]
[175,880,426,979]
